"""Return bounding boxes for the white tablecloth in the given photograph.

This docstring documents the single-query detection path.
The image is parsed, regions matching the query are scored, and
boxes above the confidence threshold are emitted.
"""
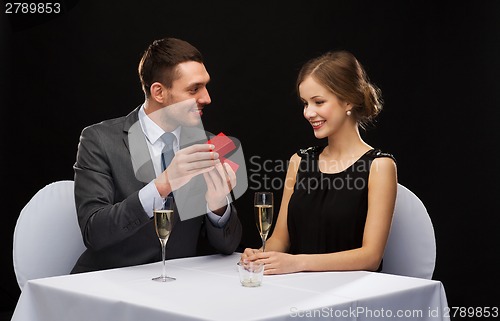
[12,253,450,321]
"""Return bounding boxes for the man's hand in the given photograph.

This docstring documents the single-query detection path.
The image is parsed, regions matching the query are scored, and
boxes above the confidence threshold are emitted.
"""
[155,144,217,197]
[203,161,237,215]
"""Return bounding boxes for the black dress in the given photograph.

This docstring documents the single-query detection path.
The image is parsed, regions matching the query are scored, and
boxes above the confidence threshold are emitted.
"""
[287,146,395,270]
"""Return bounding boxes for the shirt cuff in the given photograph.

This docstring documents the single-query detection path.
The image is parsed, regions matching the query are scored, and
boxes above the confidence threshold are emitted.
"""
[139,180,162,219]
[206,196,231,227]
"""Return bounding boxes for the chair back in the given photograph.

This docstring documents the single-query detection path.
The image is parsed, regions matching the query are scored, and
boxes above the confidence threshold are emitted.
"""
[381,183,436,279]
[13,180,86,289]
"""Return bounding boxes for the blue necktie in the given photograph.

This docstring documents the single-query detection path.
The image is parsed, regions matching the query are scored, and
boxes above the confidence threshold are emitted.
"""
[160,132,176,172]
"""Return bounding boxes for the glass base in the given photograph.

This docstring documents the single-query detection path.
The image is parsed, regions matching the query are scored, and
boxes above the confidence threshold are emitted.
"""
[240,279,262,287]
[152,276,176,282]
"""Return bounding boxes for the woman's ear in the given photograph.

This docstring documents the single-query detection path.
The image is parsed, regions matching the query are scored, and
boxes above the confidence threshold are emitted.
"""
[344,101,354,116]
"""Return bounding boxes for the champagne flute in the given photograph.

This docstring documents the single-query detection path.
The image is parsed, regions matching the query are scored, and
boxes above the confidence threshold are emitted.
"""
[254,192,273,252]
[152,196,176,282]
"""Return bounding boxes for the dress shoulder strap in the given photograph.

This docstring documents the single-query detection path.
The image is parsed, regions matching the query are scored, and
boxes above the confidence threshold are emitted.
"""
[365,149,397,163]
[297,146,324,159]
[295,146,324,178]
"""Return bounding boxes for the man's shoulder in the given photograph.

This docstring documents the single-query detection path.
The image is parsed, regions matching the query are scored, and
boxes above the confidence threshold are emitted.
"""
[82,108,139,134]
[94,115,126,127]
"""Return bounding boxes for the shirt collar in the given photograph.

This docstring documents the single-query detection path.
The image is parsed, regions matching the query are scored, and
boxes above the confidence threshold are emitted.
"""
[138,104,181,146]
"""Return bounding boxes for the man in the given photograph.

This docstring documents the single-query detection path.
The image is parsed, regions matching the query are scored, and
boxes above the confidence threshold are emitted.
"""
[71,37,242,273]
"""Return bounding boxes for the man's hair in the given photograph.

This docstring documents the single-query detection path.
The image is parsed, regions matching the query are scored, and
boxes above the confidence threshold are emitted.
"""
[138,37,204,97]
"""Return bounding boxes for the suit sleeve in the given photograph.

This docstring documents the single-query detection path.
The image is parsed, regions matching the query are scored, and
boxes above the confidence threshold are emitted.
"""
[204,203,242,254]
[74,125,151,251]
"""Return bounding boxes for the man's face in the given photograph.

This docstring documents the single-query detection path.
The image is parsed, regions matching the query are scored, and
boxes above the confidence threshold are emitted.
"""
[160,61,211,129]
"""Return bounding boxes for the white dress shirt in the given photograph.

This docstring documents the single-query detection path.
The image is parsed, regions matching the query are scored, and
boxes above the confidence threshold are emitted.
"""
[137,105,231,226]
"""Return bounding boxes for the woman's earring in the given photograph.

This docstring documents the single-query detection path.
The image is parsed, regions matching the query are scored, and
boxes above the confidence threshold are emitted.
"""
[346,110,352,116]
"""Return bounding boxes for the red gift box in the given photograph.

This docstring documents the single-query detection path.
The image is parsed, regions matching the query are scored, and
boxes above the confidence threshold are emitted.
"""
[221,157,239,173]
[207,132,236,157]
[207,132,239,172]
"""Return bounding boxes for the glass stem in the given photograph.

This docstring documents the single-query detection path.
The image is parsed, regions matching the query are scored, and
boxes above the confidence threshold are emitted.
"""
[261,235,267,252]
[161,239,167,278]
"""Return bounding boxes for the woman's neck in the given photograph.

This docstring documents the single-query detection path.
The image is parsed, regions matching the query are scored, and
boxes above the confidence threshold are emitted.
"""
[324,125,370,159]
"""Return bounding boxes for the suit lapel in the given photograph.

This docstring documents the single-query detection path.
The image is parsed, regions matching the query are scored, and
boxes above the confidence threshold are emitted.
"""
[123,107,156,183]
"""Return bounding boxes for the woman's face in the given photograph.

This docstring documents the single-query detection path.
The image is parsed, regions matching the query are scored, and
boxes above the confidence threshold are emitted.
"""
[299,76,351,139]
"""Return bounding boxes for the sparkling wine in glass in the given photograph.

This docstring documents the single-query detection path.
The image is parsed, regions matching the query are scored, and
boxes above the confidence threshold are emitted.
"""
[152,196,176,282]
[254,192,273,252]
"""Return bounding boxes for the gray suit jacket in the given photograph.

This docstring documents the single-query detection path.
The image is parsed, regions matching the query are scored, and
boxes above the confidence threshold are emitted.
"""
[71,106,242,273]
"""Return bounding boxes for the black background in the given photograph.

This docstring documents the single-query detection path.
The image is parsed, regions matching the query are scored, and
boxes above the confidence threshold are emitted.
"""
[1,0,499,319]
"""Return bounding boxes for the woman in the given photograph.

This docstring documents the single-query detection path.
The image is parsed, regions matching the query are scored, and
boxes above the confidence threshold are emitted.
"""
[241,51,397,274]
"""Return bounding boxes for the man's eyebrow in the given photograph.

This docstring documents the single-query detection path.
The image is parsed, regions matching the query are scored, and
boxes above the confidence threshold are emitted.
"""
[187,80,210,88]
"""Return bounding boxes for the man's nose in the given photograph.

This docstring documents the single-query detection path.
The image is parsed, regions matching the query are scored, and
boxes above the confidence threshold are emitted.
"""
[198,88,211,105]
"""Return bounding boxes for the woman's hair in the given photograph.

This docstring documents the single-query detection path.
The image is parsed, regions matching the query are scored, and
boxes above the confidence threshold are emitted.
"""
[138,37,204,97]
[296,50,383,129]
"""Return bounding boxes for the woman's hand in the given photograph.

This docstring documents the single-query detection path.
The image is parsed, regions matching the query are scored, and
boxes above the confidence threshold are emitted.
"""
[240,248,260,263]
[241,248,303,275]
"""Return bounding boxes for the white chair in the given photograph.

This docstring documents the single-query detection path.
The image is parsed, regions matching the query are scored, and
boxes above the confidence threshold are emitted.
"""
[13,180,86,290]
[381,183,436,279]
